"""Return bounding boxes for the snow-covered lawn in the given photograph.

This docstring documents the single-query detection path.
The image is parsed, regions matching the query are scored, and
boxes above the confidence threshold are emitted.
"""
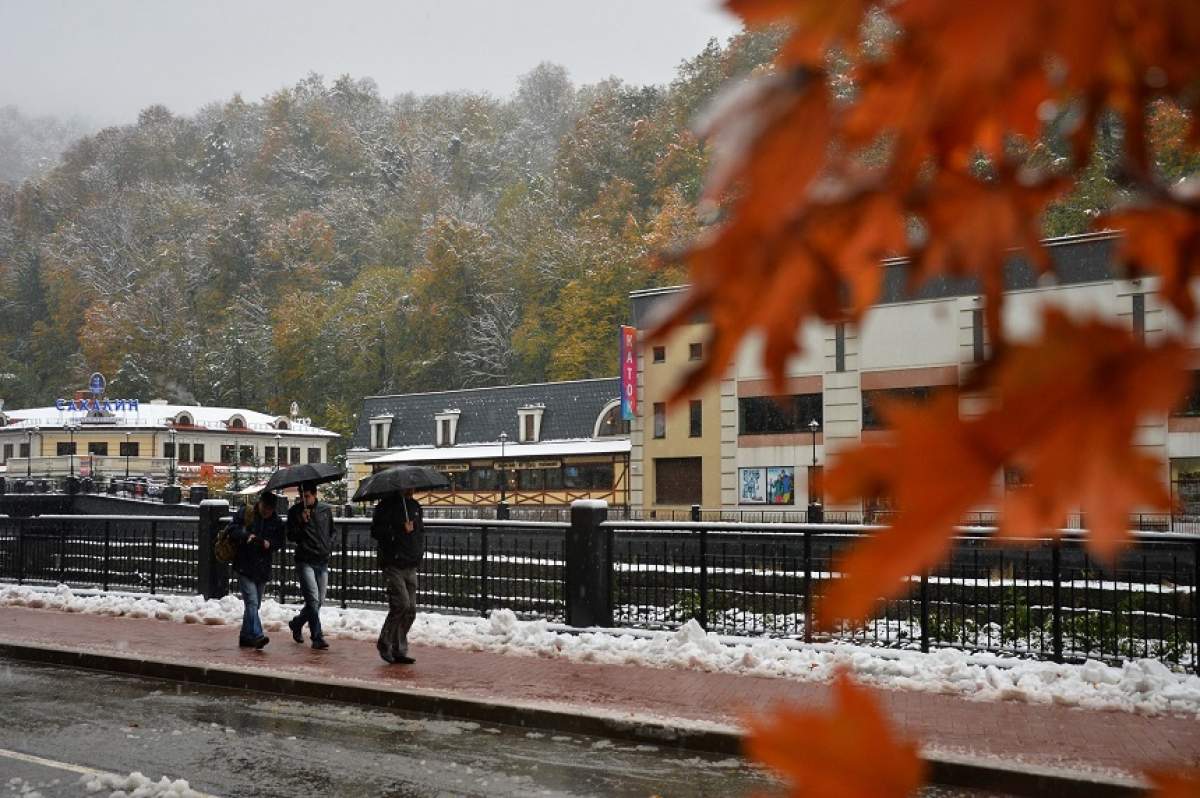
[2,582,1198,718]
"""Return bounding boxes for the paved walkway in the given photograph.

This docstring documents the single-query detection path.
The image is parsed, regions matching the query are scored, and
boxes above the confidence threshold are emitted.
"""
[0,606,1196,782]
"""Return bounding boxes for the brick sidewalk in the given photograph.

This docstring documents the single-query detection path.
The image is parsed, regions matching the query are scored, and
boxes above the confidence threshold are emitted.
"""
[0,606,1195,780]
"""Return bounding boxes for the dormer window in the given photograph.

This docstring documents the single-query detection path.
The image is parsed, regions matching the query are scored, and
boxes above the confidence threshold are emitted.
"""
[369,415,393,450]
[518,404,545,443]
[227,414,246,430]
[436,409,461,447]
[174,411,194,427]
[274,417,291,430]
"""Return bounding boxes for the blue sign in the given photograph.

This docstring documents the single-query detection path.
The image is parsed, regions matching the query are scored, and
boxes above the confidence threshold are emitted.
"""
[56,397,139,413]
[89,372,106,397]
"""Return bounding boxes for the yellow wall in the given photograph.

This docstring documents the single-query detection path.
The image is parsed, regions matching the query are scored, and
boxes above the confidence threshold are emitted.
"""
[639,323,722,509]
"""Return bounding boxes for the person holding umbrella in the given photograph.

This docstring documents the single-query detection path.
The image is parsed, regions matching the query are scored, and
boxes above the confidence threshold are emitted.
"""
[229,490,285,649]
[356,465,447,665]
[286,480,336,649]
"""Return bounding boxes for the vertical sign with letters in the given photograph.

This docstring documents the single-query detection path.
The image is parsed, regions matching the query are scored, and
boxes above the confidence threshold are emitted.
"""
[619,325,638,421]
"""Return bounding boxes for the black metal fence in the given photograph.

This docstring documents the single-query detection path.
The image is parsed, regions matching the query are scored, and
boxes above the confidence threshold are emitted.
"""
[1,509,1195,671]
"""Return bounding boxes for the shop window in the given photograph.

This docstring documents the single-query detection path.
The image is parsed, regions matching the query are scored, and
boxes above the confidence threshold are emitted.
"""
[278,446,288,465]
[738,394,823,435]
[241,445,255,465]
[119,441,139,457]
[290,447,300,464]
[689,400,702,437]
[163,442,175,458]
[220,445,234,465]
[265,446,275,465]
[563,463,614,490]
[655,457,702,505]
[192,444,205,463]
[469,467,496,491]
[88,442,108,456]
[653,403,666,439]
[177,443,190,463]
[308,447,321,464]
[519,469,545,490]
[57,442,77,456]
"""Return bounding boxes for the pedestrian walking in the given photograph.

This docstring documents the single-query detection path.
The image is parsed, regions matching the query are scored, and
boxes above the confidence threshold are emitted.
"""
[286,481,335,649]
[229,491,285,649]
[371,488,424,664]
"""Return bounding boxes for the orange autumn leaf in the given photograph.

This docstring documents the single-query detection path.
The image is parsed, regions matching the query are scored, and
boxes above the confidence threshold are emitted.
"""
[744,671,926,798]
[1147,768,1200,798]
[820,310,1189,626]
[1098,205,1200,320]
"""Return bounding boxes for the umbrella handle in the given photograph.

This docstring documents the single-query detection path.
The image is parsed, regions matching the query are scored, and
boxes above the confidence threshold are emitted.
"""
[403,498,413,534]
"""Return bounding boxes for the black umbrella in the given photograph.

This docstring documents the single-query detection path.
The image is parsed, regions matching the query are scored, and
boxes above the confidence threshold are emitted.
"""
[352,465,448,502]
[263,462,345,493]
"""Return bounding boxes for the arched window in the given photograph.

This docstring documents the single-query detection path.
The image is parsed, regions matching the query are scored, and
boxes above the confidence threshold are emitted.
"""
[227,415,246,430]
[274,418,291,430]
[175,412,194,427]
[593,400,630,438]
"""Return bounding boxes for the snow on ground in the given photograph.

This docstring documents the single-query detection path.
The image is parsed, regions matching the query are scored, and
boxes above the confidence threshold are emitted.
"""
[78,771,205,798]
[2,582,1198,718]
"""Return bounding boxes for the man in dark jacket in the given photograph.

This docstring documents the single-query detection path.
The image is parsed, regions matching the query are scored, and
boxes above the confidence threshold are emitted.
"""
[286,481,335,649]
[370,488,423,664]
[230,491,285,649]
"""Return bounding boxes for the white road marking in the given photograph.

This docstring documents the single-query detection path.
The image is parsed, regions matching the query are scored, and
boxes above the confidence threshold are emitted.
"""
[0,747,220,797]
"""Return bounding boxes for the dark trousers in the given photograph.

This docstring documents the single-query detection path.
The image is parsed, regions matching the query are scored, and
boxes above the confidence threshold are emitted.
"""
[378,565,418,657]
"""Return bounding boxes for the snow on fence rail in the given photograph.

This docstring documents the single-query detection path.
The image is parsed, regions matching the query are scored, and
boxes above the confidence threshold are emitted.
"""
[0,512,1196,670]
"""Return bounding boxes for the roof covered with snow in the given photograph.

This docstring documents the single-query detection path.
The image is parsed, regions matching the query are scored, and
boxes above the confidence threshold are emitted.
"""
[355,377,621,449]
[366,438,630,464]
[0,403,338,438]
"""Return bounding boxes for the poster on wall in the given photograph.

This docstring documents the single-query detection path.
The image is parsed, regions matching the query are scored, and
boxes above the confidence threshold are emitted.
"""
[739,467,766,504]
[766,466,795,505]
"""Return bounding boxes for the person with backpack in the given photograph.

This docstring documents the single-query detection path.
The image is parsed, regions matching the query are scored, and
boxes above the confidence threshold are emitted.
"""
[370,488,424,664]
[286,481,336,649]
[229,491,285,649]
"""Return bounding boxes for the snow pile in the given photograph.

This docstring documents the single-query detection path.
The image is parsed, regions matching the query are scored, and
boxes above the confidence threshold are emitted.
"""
[78,771,203,797]
[3,583,1199,717]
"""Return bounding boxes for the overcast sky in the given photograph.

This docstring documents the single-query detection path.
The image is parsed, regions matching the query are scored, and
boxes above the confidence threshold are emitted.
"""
[0,0,742,125]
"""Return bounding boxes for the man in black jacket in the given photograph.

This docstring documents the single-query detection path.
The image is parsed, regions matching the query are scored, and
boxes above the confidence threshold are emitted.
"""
[286,482,335,649]
[370,488,424,664]
[230,491,285,649]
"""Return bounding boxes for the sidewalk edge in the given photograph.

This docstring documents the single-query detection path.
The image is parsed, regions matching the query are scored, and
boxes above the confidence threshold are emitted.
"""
[0,640,1149,798]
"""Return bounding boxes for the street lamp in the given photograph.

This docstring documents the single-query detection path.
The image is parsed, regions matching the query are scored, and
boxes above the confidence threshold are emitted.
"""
[274,433,282,472]
[66,422,78,478]
[168,426,177,486]
[26,426,38,480]
[498,431,508,503]
[231,436,240,492]
[124,431,131,478]
[808,418,819,467]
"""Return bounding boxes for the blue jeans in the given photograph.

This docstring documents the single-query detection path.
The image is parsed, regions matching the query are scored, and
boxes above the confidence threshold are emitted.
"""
[237,574,266,642]
[294,562,328,641]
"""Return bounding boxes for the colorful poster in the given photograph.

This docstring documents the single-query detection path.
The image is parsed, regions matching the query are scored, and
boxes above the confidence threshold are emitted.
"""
[767,466,795,505]
[619,325,638,420]
[739,467,766,504]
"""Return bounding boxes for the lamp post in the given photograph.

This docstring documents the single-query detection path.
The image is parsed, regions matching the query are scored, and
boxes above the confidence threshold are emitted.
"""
[124,431,131,479]
[66,422,78,478]
[274,433,282,472]
[807,418,822,523]
[168,427,177,486]
[498,431,508,502]
[26,426,37,480]
[231,436,240,492]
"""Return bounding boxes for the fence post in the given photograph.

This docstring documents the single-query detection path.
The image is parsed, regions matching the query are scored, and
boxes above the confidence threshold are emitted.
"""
[196,500,230,600]
[479,525,490,616]
[803,530,813,644]
[697,527,709,630]
[496,501,510,520]
[149,520,158,595]
[102,520,111,593]
[920,569,930,653]
[57,520,66,584]
[565,499,611,627]
[16,520,24,585]
[1193,540,1199,675]
[1052,537,1063,664]
[340,524,349,610]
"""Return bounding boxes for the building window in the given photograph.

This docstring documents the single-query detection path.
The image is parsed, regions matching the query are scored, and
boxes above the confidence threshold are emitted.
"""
[240,446,255,465]
[439,419,451,445]
[835,323,846,372]
[562,463,614,489]
[469,467,496,491]
[595,404,630,437]
[87,442,108,456]
[163,442,175,458]
[178,443,191,463]
[738,394,823,435]
[518,405,545,443]
[308,447,321,464]
[524,414,535,441]
[653,403,666,439]
[228,417,246,430]
[192,443,205,463]
[689,342,702,361]
[265,446,275,465]
[1174,371,1200,416]
[119,441,139,457]
[689,400,702,437]
[655,457,702,505]
[369,415,393,450]
[861,387,935,430]
[220,445,234,465]
[278,446,289,466]
[57,442,77,456]
[290,447,300,465]
[19,442,30,458]
[652,346,665,363]
[1,444,11,463]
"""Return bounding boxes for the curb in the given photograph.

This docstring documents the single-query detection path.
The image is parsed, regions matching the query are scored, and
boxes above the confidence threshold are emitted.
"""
[0,640,1149,798]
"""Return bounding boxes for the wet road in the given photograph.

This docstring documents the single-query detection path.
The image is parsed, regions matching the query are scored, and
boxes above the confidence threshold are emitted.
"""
[0,657,773,797]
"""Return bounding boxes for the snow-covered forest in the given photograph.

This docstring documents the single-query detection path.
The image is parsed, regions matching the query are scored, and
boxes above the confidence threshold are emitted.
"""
[0,24,1194,449]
